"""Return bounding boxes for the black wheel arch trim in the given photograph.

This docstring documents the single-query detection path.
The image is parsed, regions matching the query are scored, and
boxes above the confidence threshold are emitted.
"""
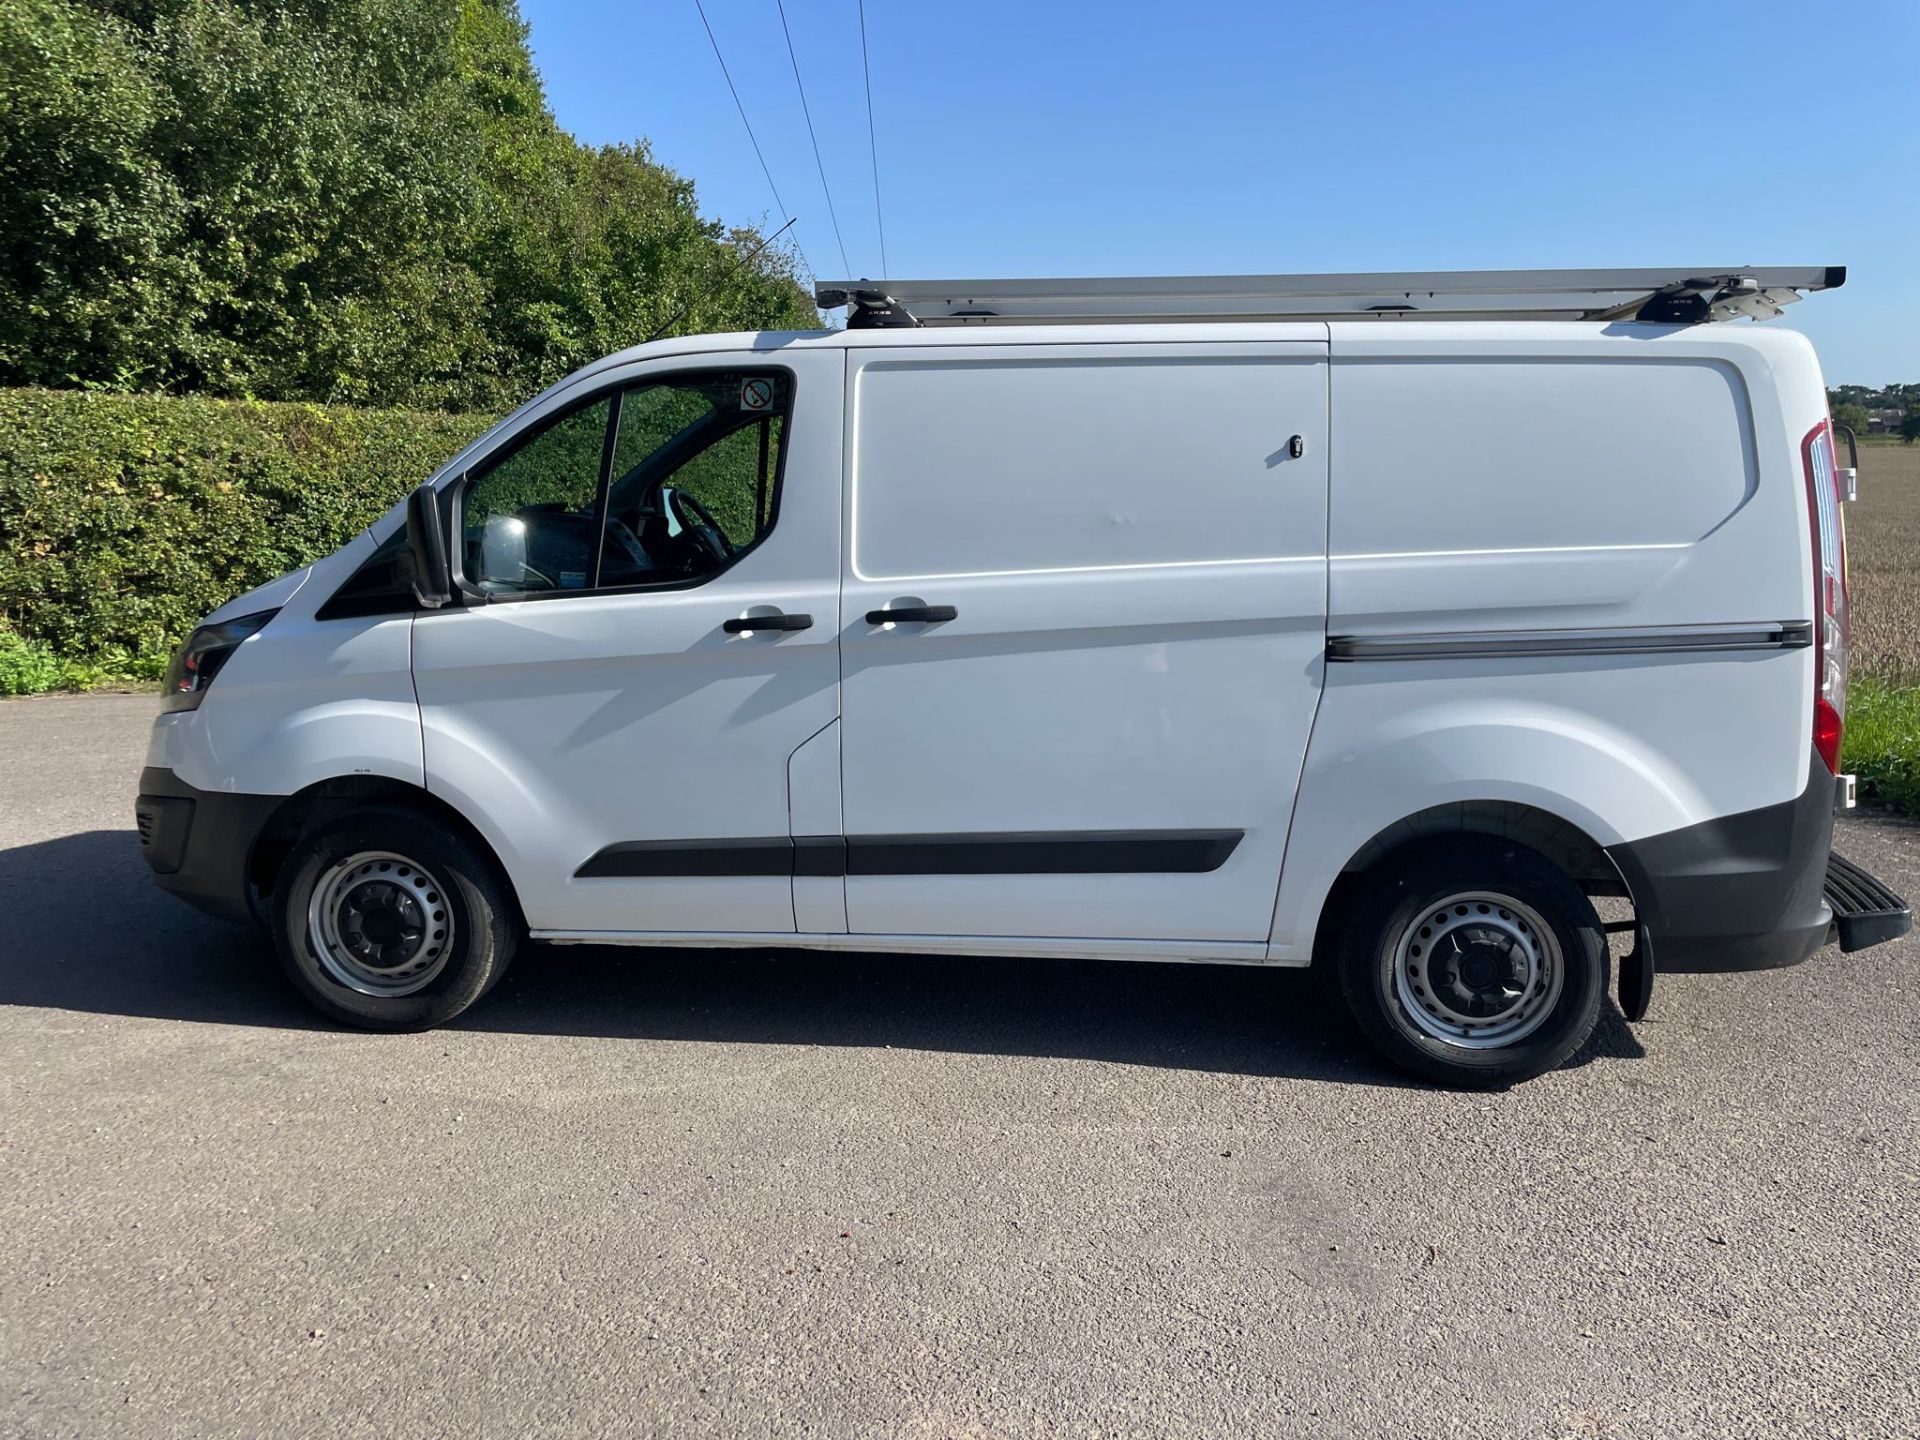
[137,769,522,929]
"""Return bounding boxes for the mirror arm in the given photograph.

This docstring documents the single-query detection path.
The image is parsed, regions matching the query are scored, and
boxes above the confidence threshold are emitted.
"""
[404,481,454,609]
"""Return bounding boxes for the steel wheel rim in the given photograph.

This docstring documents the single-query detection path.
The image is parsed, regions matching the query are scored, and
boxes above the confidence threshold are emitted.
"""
[307,851,454,998]
[1389,890,1564,1050]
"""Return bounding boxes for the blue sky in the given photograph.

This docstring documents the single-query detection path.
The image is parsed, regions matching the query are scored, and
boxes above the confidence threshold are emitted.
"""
[522,0,1917,383]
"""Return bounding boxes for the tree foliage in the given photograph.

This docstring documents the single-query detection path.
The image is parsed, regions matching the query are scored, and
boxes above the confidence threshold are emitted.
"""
[1829,383,1920,411]
[1831,402,1872,437]
[0,0,814,412]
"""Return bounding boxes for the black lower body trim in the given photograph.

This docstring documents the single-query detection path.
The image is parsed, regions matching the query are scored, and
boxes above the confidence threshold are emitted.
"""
[576,829,1244,880]
[575,837,793,878]
[845,829,1242,875]
[137,767,284,923]
[1606,753,1836,972]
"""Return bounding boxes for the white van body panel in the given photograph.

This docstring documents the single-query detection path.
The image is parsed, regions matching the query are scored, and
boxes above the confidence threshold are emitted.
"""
[146,525,423,796]
[788,718,847,934]
[1262,647,1812,961]
[1262,323,1824,960]
[200,560,313,628]
[1324,325,1806,634]
[836,339,1328,943]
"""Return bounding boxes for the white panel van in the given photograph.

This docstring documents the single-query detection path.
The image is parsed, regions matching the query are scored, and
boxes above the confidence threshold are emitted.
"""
[136,268,1911,1085]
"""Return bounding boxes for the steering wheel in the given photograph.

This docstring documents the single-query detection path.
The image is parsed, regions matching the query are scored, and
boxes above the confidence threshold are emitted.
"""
[668,490,736,566]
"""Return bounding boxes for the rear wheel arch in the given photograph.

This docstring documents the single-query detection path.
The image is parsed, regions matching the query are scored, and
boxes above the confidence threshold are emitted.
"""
[1311,800,1632,964]
[1330,832,1612,1085]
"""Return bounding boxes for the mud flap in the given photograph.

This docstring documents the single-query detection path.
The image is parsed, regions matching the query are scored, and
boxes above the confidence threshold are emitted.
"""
[1618,922,1654,1022]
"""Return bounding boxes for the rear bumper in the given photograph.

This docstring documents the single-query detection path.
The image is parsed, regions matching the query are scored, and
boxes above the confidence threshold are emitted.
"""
[1607,753,1855,973]
[135,767,281,923]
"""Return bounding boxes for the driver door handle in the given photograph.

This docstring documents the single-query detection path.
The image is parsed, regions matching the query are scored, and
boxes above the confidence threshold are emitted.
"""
[865,604,957,624]
[723,612,813,633]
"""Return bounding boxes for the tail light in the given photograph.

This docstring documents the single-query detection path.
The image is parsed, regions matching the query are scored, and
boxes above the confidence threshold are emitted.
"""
[1802,420,1848,772]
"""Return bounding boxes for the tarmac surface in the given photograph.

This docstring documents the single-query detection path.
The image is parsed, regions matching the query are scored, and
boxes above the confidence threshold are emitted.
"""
[2,692,1916,1438]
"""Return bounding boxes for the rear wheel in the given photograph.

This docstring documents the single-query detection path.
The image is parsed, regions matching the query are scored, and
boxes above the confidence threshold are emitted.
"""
[1336,838,1607,1086]
[273,806,518,1030]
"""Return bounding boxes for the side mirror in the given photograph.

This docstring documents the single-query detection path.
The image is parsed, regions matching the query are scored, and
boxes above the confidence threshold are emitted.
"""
[404,482,453,608]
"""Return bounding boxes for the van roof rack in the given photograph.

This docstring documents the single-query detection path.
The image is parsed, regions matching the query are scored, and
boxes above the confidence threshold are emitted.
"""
[815,266,1845,329]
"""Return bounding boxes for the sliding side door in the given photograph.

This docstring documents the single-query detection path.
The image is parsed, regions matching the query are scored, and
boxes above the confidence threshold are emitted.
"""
[835,339,1328,946]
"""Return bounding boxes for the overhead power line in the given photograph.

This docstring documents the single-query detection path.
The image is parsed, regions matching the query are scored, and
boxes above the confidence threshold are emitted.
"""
[691,0,814,285]
[857,0,889,279]
[774,0,853,280]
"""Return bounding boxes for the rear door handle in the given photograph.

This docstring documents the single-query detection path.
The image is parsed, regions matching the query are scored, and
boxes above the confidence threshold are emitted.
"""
[865,605,957,624]
[723,612,813,633]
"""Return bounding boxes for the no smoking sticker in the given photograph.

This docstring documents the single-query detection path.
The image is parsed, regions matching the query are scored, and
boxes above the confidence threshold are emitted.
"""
[740,378,775,412]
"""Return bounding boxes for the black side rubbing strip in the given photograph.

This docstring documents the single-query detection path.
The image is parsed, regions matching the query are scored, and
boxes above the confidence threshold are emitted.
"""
[575,830,1244,879]
[1327,623,1813,663]
[793,836,849,876]
[844,830,1242,875]
[575,837,794,878]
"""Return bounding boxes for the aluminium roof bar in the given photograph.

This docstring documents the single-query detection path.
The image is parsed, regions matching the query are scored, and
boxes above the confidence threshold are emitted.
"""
[815,266,1844,328]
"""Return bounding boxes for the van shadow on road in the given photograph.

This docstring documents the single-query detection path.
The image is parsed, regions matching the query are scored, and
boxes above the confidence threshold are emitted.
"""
[0,830,1645,1086]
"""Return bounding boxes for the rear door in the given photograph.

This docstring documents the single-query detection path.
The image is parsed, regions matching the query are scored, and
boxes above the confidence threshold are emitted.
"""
[835,338,1329,946]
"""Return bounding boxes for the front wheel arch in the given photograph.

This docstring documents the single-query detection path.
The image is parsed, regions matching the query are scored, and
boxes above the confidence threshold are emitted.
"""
[246,777,524,932]
[272,804,520,1030]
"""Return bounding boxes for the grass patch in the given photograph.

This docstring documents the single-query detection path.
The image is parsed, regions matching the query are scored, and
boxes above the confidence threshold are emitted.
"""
[1844,671,1920,815]
[0,623,161,696]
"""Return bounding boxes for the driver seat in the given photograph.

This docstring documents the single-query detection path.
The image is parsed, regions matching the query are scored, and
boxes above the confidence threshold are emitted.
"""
[638,504,709,578]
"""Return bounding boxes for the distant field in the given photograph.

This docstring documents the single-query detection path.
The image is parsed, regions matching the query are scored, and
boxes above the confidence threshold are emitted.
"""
[1840,446,1919,813]
[1847,445,1920,680]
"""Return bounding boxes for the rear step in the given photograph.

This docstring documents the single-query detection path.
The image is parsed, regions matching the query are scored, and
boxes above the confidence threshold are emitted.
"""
[1825,852,1913,952]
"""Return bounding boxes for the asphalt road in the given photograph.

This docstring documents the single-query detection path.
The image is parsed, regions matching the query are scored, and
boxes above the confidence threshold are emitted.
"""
[2,693,1915,1439]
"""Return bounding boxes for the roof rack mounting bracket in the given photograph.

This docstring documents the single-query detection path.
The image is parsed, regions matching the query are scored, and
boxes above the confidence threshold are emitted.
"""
[1634,288,1714,324]
[838,287,919,330]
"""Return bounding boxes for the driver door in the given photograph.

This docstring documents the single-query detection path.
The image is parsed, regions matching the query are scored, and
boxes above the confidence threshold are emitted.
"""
[411,349,843,935]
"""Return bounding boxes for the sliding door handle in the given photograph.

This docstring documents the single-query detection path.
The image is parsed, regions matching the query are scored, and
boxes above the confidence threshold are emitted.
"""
[866,604,957,625]
[723,612,812,633]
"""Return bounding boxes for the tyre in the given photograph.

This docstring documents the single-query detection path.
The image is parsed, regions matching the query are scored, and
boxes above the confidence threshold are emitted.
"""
[272,806,519,1030]
[1336,837,1608,1087]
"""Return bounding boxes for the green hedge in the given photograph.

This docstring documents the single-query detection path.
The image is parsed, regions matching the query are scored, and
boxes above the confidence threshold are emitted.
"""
[0,387,492,670]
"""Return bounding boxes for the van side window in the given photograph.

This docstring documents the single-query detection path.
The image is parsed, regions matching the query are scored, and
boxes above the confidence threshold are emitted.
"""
[464,398,613,593]
[460,370,791,597]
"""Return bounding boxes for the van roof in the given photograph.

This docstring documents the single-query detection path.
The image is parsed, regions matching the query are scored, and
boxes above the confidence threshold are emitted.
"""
[814,266,1844,328]
[575,315,1826,376]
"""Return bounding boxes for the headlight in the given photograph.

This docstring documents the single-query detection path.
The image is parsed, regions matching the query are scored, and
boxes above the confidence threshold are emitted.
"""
[161,609,278,713]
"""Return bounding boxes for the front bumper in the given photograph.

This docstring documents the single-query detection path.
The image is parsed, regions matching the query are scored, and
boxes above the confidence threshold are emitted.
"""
[1607,753,1909,972]
[135,767,282,923]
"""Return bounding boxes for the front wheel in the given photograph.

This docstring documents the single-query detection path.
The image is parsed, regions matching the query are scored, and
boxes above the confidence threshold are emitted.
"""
[1336,838,1608,1087]
[273,806,519,1030]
